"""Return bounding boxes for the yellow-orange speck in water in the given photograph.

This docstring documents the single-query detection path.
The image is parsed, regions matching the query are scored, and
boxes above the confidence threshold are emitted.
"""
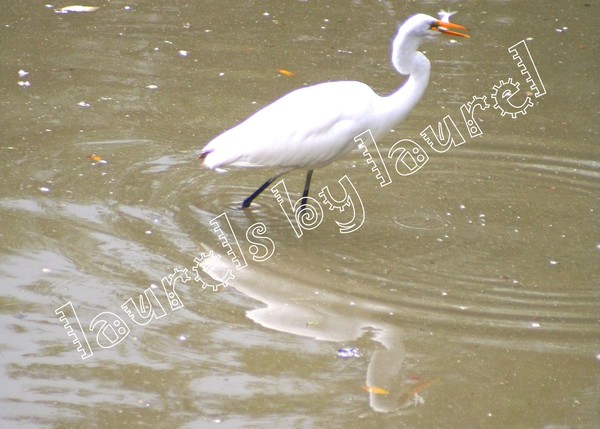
[361,386,390,395]
[87,154,103,162]
[276,68,295,78]
[402,377,440,402]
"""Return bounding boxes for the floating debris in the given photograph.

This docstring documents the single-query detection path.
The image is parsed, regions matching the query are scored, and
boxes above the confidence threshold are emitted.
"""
[438,9,457,23]
[276,68,295,78]
[401,377,440,405]
[55,5,100,14]
[412,394,426,405]
[362,386,390,395]
[87,153,107,164]
[337,347,361,358]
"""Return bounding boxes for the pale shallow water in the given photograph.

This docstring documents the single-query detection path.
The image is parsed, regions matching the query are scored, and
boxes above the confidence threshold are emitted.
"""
[1,1,599,428]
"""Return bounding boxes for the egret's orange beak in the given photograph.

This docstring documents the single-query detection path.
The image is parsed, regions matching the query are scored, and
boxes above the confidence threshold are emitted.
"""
[434,20,470,38]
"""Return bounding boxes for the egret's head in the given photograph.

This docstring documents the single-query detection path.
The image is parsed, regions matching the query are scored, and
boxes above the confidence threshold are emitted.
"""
[402,13,470,40]
[391,13,469,75]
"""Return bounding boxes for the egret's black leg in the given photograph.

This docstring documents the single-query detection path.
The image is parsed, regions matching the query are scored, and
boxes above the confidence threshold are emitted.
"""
[299,169,314,211]
[242,170,291,209]
[242,176,278,209]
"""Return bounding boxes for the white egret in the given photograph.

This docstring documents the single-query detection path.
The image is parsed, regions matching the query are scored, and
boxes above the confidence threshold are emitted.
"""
[200,13,469,209]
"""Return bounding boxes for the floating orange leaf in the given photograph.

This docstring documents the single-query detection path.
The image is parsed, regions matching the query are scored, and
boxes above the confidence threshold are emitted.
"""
[87,154,107,164]
[402,378,440,402]
[276,68,295,78]
[361,386,389,395]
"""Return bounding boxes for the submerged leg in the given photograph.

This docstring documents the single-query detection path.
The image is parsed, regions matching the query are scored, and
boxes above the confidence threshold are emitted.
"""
[299,169,314,210]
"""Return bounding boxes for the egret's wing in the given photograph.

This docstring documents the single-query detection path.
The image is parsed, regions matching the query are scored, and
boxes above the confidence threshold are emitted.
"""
[201,81,378,169]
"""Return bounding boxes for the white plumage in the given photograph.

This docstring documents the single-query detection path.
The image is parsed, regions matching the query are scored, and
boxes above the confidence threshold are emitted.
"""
[200,13,469,208]
[202,82,380,169]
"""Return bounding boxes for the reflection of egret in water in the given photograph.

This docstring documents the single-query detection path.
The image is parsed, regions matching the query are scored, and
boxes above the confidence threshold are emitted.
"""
[198,243,411,412]
[191,139,600,413]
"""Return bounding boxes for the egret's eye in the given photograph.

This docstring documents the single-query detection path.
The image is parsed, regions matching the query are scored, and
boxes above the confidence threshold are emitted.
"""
[429,23,439,31]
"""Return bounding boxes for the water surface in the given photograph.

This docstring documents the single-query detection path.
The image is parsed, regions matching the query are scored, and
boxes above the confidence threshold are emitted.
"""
[1,1,599,428]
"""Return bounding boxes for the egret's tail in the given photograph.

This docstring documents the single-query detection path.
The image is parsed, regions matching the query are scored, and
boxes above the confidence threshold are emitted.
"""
[199,138,245,169]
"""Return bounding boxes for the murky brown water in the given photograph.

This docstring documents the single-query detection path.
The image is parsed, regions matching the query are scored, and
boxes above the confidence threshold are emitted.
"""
[1,1,599,428]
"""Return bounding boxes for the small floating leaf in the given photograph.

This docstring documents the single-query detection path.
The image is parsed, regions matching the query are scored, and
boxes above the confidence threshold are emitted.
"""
[361,386,389,395]
[402,377,440,402]
[276,68,295,78]
[87,153,107,164]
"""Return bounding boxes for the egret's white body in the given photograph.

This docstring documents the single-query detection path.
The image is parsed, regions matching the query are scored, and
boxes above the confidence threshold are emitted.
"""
[200,13,469,208]
[203,80,423,170]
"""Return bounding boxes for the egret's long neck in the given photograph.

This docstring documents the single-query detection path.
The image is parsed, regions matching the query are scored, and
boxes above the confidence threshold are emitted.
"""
[375,29,431,134]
